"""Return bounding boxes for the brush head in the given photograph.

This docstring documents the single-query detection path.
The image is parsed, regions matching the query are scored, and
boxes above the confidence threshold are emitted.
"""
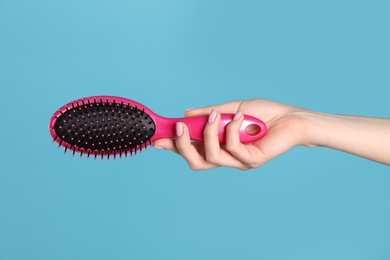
[49,96,156,159]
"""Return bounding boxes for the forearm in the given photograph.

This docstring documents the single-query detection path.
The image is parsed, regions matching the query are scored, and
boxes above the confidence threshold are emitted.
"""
[302,111,390,165]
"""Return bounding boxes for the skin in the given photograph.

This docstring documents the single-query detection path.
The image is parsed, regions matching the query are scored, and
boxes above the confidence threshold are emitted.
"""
[152,99,390,170]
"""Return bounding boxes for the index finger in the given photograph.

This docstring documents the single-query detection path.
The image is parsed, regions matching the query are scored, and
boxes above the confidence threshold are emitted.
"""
[184,100,243,117]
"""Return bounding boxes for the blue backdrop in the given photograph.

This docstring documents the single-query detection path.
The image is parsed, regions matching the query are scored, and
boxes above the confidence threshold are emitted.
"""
[0,0,389,259]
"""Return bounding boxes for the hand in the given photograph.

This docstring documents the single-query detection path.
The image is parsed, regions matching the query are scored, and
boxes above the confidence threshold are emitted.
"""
[152,99,310,170]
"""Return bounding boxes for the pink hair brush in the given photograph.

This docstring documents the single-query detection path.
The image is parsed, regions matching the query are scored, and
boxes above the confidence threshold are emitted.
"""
[49,96,267,159]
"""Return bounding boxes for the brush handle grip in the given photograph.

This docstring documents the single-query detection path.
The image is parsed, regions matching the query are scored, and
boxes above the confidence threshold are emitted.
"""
[155,114,267,143]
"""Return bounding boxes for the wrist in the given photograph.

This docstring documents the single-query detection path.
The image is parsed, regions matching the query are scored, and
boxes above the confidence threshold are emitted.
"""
[299,111,353,148]
[290,110,333,148]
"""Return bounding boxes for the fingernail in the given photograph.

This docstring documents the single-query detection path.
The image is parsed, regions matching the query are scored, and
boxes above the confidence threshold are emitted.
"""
[185,108,194,112]
[176,122,183,137]
[152,145,165,150]
[208,109,217,123]
[233,112,242,120]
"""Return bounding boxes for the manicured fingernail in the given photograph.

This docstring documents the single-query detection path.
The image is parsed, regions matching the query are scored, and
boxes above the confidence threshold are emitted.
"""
[152,145,165,150]
[233,112,242,120]
[176,122,183,137]
[185,108,194,112]
[208,109,217,123]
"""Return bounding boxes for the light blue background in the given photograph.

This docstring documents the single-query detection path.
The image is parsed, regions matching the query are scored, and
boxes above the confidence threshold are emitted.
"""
[1,0,389,259]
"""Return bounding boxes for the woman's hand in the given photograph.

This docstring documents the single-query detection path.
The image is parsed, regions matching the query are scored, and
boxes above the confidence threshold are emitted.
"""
[152,99,390,170]
[152,99,311,170]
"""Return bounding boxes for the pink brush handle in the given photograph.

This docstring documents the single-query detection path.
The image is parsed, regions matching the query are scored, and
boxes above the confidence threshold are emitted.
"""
[153,114,267,143]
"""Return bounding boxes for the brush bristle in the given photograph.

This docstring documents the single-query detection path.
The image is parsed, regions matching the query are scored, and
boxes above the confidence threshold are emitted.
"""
[52,98,156,159]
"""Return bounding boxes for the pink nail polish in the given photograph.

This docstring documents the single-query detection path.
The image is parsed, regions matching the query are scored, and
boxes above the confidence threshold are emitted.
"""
[152,145,165,150]
[209,109,217,123]
[233,112,242,120]
[176,122,183,137]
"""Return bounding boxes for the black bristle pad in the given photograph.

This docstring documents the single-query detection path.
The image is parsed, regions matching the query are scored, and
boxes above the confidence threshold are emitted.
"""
[53,100,156,155]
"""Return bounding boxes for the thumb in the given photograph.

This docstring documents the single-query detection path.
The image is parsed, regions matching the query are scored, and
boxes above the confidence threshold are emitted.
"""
[184,100,242,117]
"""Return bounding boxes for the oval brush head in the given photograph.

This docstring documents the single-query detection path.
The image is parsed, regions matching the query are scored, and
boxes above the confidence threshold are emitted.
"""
[50,97,156,159]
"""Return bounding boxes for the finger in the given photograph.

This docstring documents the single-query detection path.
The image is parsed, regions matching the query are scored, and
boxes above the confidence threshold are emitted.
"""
[203,109,222,160]
[184,100,242,117]
[152,138,178,152]
[224,112,264,168]
[152,138,207,158]
[254,124,296,163]
[175,122,216,170]
[203,110,249,170]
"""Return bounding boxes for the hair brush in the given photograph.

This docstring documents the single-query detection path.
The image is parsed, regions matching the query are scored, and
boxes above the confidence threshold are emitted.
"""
[49,96,267,160]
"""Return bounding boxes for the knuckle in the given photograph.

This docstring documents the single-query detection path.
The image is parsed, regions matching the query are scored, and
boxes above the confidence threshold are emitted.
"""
[226,120,240,130]
[247,161,261,169]
[185,159,202,170]
[188,162,210,171]
[225,141,239,153]
[203,130,217,139]
[205,153,220,165]
[240,166,251,171]
[189,164,202,171]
